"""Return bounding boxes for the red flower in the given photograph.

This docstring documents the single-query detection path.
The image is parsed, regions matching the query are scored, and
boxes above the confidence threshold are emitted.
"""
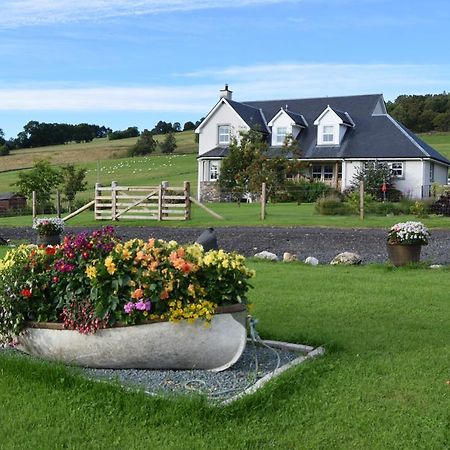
[45,246,56,255]
[52,276,59,283]
[21,289,32,298]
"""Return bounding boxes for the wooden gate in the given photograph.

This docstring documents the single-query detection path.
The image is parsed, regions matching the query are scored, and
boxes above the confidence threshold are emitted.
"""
[94,181,191,221]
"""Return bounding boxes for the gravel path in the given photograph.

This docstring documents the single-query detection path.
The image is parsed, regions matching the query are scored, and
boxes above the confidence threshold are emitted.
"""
[1,225,449,264]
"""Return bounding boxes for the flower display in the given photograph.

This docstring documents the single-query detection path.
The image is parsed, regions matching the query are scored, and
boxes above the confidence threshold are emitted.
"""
[387,221,430,245]
[32,218,65,236]
[0,227,254,344]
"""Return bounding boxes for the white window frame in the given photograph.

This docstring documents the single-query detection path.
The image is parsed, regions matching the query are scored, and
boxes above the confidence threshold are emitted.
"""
[388,162,404,179]
[218,125,230,145]
[276,127,287,145]
[322,125,334,143]
[323,164,334,180]
[209,161,219,181]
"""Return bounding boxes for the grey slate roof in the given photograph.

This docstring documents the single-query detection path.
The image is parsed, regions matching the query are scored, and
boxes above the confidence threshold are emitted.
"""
[284,109,308,127]
[198,147,230,158]
[227,99,268,133]
[235,94,450,165]
[332,109,354,127]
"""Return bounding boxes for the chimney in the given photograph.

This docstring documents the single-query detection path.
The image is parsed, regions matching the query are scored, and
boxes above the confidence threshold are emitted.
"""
[219,84,233,101]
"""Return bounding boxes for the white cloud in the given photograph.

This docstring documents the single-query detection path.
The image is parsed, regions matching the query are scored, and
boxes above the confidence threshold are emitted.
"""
[1,0,301,28]
[1,62,449,113]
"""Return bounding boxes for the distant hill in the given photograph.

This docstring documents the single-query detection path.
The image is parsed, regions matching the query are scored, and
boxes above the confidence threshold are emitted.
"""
[0,130,197,173]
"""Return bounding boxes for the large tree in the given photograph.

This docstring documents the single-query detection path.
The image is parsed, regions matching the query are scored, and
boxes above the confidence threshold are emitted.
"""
[128,129,157,156]
[159,132,177,154]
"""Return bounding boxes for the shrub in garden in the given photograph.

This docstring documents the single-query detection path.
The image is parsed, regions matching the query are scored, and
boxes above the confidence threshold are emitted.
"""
[315,194,351,215]
[277,179,331,203]
[430,191,450,216]
[0,227,255,344]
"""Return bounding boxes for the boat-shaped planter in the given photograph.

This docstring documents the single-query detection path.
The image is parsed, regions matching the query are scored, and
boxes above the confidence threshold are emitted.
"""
[16,304,247,372]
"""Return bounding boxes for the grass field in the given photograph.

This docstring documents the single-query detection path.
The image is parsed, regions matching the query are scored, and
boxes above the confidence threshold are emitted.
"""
[0,261,449,449]
[418,132,450,159]
[0,130,197,173]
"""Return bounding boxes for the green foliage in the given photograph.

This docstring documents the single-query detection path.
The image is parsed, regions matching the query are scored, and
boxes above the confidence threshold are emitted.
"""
[387,93,450,132]
[60,164,88,212]
[0,145,9,156]
[0,128,5,146]
[128,129,157,156]
[409,201,428,218]
[14,160,62,213]
[345,191,375,214]
[159,132,177,154]
[315,194,351,215]
[280,179,331,203]
[108,127,140,140]
[350,161,398,200]
[430,191,450,216]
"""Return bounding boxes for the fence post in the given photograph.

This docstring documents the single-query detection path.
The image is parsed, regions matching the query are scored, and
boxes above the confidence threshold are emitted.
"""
[157,184,163,221]
[111,181,117,220]
[95,183,101,220]
[184,181,191,220]
[56,190,61,217]
[359,180,364,220]
[261,182,266,220]
[32,191,36,221]
[161,181,169,220]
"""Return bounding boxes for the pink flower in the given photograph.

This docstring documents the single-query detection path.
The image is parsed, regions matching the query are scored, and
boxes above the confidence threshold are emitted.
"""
[135,299,151,311]
[124,302,135,314]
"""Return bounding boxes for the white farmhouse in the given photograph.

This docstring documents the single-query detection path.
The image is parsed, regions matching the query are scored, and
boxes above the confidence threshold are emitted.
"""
[196,86,449,201]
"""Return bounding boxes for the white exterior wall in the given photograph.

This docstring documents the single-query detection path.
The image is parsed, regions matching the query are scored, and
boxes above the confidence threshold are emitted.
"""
[197,102,249,156]
[342,159,449,199]
[433,163,449,185]
[394,160,423,198]
[269,111,296,146]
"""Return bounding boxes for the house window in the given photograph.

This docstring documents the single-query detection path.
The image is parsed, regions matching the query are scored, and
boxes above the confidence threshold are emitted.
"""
[389,162,404,178]
[322,126,334,143]
[209,161,219,181]
[323,165,334,180]
[276,127,287,144]
[312,165,322,179]
[218,125,230,145]
[429,162,435,182]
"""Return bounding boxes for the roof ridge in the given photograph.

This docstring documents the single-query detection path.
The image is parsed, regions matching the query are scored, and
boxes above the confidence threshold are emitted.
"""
[243,93,382,104]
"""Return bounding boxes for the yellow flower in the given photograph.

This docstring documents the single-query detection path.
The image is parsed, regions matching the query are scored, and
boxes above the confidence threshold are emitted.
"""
[122,248,132,260]
[104,256,117,275]
[85,265,97,279]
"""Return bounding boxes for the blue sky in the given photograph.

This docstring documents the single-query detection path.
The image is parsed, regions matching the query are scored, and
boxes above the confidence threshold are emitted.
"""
[0,0,449,138]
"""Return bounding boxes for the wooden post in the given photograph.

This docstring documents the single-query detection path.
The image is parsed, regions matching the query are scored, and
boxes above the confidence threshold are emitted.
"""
[56,190,61,217]
[261,182,266,221]
[359,180,364,220]
[32,191,36,220]
[184,181,191,220]
[157,184,163,221]
[111,181,117,220]
[95,183,101,220]
[161,181,169,219]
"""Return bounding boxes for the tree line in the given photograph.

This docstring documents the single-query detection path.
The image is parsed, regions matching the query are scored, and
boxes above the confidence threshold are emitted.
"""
[0,118,203,156]
[387,93,450,132]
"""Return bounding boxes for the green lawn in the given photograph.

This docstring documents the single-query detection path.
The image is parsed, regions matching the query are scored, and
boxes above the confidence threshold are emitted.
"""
[2,202,450,229]
[419,132,450,159]
[0,261,449,449]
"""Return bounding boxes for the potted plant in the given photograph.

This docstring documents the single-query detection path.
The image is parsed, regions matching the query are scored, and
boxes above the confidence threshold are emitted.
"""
[33,218,65,245]
[387,221,430,266]
[0,227,255,371]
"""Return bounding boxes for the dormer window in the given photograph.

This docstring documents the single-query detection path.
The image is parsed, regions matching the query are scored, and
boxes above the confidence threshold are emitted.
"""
[276,127,287,144]
[322,126,334,143]
[218,125,230,145]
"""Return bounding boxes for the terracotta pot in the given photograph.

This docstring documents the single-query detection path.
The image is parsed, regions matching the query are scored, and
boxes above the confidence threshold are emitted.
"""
[387,243,422,267]
[37,233,61,246]
[16,304,247,372]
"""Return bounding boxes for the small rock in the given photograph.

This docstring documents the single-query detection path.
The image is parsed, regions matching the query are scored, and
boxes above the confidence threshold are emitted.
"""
[330,252,362,265]
[429,264,444,269]
[283,252,297,262]
[304,256,319,266]
[254,251,278,261]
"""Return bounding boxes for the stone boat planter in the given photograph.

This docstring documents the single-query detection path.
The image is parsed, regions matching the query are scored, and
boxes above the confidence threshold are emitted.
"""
[387,243,422,267]
[16,304,247,372]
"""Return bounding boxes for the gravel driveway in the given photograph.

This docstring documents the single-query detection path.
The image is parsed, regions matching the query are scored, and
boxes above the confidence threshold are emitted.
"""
[1,225,449,264]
